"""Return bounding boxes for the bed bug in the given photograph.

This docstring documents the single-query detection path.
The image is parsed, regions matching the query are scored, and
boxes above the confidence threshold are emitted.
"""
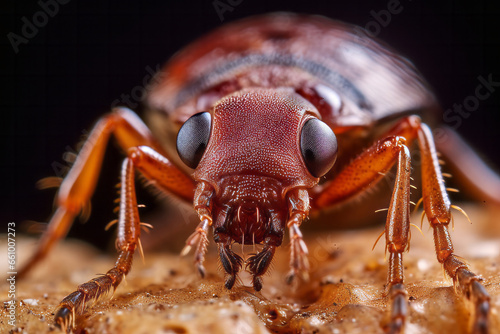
[17,13,496,333]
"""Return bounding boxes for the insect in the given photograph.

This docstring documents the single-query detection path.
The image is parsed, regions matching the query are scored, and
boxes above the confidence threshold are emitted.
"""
[17,13,495,333]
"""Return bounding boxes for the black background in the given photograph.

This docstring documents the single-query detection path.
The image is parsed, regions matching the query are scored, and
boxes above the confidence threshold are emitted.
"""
[1,0,500,249]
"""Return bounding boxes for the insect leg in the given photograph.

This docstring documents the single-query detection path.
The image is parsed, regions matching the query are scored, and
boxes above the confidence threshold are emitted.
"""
[385,115,492,333]
[54,157,140,331]
[416,122,490,334]
[54,145,195,330]
[384,144,412,334]
[18,108,194,278]
[311,136,415,332]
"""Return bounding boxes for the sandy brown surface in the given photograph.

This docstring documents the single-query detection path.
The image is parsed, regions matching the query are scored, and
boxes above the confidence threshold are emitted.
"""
[1,205,500,334]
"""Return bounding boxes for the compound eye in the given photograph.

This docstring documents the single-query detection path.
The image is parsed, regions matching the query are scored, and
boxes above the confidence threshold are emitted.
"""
[300,118,338,177]
[176,112,211,169]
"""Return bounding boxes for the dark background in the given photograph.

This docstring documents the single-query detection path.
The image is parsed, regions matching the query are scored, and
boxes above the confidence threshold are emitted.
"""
[1,0,500,249]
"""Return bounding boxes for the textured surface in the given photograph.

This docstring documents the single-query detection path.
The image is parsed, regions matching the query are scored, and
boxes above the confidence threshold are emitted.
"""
[1,204,500,334]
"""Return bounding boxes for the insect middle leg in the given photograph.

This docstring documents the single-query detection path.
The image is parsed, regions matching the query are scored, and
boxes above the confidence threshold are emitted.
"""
[315,135,412,332]
[18,108,195,279]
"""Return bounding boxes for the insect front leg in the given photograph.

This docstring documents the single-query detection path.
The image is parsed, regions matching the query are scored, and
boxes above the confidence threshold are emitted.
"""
[384,144,412,333]
[18,108,195,279]
[313,134,412,333]
[54,145,195,331]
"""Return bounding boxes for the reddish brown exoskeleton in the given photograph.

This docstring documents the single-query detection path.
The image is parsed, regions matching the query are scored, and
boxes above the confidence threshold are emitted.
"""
[18,13,496,333]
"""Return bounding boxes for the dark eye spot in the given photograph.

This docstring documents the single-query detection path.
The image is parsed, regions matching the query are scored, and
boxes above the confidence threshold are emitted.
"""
[300,118,338,177]
[176,112,211,169]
